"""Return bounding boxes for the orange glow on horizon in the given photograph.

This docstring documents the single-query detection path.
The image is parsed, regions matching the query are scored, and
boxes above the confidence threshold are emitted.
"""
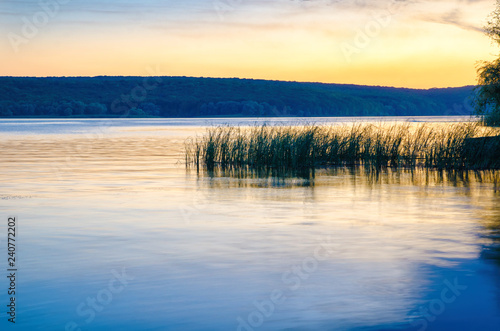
[0,0,497,89]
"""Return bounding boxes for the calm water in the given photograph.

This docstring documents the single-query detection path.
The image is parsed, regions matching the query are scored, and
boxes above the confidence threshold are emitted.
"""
[0,118,499,331]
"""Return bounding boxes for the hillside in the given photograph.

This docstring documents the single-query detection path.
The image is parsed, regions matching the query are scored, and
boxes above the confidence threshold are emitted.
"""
[0,76,475,118]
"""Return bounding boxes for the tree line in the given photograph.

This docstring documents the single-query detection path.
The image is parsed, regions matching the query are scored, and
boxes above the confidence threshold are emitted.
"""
[0,76,475,118]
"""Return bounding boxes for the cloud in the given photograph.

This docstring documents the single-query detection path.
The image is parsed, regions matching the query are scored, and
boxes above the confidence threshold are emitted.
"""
[414,2,487,33]
[440,8,485,32]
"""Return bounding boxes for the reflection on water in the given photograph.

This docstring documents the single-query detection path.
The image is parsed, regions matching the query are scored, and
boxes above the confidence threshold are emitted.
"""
[0,119,500,330]
[480,203,500,264]
[194,166,500,190]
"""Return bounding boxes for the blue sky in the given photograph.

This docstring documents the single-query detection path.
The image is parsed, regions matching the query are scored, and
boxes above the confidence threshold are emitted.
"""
[0,0,497,87]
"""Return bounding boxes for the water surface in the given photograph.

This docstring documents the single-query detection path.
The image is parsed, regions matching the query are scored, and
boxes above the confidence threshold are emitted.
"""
[0,118,499,331]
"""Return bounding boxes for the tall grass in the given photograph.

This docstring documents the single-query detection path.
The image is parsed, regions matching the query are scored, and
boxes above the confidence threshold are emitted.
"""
[185,122,500,172]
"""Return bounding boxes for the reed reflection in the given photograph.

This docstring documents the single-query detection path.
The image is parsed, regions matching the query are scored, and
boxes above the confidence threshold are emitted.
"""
[480,200,500,264]
[192,166,499,193]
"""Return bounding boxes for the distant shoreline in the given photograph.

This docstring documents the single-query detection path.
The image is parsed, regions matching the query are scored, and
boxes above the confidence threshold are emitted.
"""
[0,115,477,121]
[0,76,475,118]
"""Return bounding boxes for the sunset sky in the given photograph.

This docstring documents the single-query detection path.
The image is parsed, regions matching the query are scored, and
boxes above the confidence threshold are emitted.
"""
[1,0,498,88]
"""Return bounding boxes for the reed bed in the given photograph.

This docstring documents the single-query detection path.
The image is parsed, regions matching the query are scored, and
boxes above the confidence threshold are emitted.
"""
[185,122,500,172]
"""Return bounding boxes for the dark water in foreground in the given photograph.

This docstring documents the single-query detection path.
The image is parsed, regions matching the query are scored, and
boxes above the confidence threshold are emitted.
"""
[0,118,499,331]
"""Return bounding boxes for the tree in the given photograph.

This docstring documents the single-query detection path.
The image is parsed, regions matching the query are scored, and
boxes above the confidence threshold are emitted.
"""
[70,100,85,115]
[475,1,500,126]
[84,103,107,116]
[139,102,160,116]
[0,104,13,116]
[61,107,73,116]
[130,107,147,117]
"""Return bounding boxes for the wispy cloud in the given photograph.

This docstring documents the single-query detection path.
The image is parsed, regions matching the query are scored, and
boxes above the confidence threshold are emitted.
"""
[0,0,489,31]
[418,7,485,33]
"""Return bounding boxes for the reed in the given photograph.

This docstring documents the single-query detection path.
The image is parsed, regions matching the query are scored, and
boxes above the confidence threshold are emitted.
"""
[185,122,500,171]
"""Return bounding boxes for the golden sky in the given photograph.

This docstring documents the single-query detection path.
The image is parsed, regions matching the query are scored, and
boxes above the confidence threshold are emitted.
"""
[0,0,498,88]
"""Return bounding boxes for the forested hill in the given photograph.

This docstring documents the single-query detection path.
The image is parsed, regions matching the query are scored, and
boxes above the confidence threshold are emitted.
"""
[0,76,475,118]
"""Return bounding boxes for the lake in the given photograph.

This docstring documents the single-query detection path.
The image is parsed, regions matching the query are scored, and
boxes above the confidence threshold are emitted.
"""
[0,117,499,331]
